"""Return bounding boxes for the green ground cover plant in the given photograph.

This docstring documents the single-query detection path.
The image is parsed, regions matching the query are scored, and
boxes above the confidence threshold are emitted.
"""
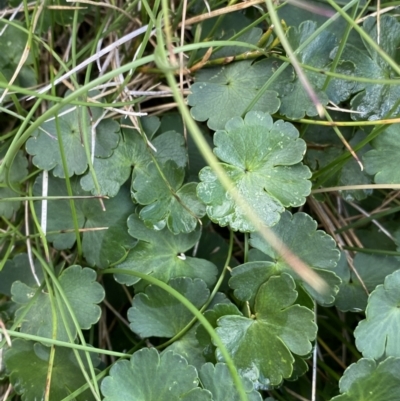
[2,1,400,400]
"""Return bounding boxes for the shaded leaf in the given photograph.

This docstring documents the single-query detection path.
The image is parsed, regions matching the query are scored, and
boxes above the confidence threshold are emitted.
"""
[306,129,373,202]
[363,124,400,183]
[115,214,217,288]
[279,21,334,119]
[199,363,262,401]
[0,21,37,99]
[216,273,317,386]
[162,293,230,370]
[354,269,400,359]
[330,357,400,401]
[341,16,400,121]
[4,339,100,401]
[197,111,311,232]
[26,101,119,178]
[33,173,86,250]
[128,278,209,338]
[81,185,136,268]
[162,326,207,371]
[196,303,242,363]
[0,150,28,218]
[80,122,186,197]
[33,174,136,268]
[101,348,211,401]
[230,211,341,306]
[12,265,104,342]
[132,160,205,234]
[188,59,293,131]
[334,252,398,312]
[0,254,43,297]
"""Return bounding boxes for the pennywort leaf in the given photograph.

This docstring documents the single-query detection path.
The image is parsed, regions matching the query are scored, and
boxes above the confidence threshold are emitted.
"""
[188,59,293,131]
[230,211,341,305]
[330,357,400,401]
[354,269,400,359]
[215,273,317,387]
[197,111,311,232]
[4,339,100,401]
[128,278,209,338]
[12,265,104,342]
[115,214,218,288]
[26,100,119,178]
[101,348,211,401]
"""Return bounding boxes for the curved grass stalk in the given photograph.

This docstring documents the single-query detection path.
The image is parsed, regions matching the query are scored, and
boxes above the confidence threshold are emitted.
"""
[242,0,360,116]
[104,267,249,401]
[32,250,102,400]
[0,328,130,357]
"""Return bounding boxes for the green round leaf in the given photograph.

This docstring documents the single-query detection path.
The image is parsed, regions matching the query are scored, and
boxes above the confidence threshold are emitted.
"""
[128,278,209,338]
[330,357,400,401]
[115,214,217,287]
[4,339,100,401]
[132,161,205,234]
[26,103,119,178]
[81,184,136,268]
[33,173,136,267]
[279,21,333,119]
[80,124,186,197]
[230,211,341,305]
[0,150,28,218]
[199,363,262,401]
[363,124,400,183]
[196,303,242,362]
[197,111,311,232]
[188,59,293,131]
[354,269,400,359]
[101,348,211,401]
[162,326,207,371]
[216,273,317,386]
[0,253,43,297]
[12,265,104,342]
[347,16,400,121]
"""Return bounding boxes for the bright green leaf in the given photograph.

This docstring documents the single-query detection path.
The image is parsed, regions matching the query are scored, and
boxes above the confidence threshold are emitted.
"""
[330,357,400,401]
[354,269,400,359]
[199,363,262,401]
[101,348,211,401]
[4,339,100,401]
[128,278,209,338]
[197,111,311,232]
[12,265,104,342]
[230,211,341,305]
[216,273,317,386]
[115,214,218,287]
[188,59,293,131]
